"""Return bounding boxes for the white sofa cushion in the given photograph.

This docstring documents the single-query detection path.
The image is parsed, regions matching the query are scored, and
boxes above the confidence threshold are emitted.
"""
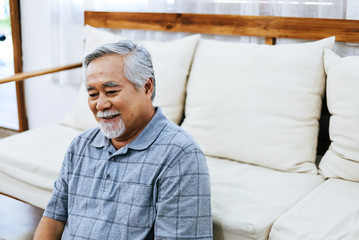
[182,37,335,173]
[61,83,98,130]
[0,123,81,208]
[207,156,324,240]
[269,178,359,240]
[319,49,359,182]
[61,26,200,130]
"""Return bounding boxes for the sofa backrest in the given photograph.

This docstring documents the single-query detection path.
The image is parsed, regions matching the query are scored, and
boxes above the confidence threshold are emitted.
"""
[60,12,359,177]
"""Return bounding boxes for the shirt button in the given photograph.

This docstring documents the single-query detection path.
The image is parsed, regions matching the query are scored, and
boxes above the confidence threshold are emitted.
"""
[106,174,111,179]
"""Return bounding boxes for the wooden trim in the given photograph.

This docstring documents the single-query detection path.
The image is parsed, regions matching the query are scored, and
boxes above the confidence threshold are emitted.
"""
[9,0,28,131]
[265,37,276,45]
[85,11,359,43]
[0,192,23,202]
[0,63,83,84]
[14,82,27,131]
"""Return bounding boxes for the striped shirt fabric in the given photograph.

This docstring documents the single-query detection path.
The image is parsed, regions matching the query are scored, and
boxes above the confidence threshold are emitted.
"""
[44,107,213,239]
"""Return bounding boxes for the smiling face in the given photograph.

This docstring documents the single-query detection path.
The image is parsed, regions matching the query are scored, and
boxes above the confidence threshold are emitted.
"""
[86,54,155,147]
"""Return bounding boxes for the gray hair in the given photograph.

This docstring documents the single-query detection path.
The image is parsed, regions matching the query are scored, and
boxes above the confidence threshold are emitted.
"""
[84,40,156,101]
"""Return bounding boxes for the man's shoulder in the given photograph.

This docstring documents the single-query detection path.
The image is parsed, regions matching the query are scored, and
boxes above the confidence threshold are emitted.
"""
[157,121,202,151]
[68,127,101,150]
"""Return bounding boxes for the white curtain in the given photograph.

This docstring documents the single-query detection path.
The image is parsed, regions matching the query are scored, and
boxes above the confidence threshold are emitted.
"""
[84,0,346,17]
[49,0,84,85]
[50,0,358,85]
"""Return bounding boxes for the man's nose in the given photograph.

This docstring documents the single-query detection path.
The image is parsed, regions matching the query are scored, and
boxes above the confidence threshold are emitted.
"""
[96,94,111,111]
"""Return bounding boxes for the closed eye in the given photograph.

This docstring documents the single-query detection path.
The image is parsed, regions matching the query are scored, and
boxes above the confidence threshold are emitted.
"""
[107,91,119,96]
[88,93,98,98]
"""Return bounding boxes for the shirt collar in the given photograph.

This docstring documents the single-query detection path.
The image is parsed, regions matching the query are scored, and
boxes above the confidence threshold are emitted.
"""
[91,107,168,151]
[91,128,109,149]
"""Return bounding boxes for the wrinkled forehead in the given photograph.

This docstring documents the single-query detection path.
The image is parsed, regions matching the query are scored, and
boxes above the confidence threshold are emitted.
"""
[86,81,121,91]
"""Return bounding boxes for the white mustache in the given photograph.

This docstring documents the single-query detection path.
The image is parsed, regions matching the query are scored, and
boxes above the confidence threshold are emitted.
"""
[97,110,121,118]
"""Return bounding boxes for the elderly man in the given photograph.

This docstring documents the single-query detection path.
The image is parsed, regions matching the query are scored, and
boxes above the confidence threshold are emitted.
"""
[34,40,212,239]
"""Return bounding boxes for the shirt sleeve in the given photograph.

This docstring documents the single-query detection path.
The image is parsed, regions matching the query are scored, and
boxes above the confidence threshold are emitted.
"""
[154,148,213,239]
[43,150,71,222]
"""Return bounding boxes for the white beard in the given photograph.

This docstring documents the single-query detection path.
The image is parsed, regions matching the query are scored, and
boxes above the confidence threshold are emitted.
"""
[97,110,126,139]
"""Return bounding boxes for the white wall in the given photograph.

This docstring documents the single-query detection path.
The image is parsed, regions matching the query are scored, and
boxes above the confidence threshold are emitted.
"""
[20,0,82,129]
[347,0,359,20]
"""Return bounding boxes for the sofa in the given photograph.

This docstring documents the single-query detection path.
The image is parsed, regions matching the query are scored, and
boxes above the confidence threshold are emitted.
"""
[0,12,359,240]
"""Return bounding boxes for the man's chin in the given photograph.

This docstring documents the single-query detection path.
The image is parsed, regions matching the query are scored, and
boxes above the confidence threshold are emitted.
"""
[99,122,126,139]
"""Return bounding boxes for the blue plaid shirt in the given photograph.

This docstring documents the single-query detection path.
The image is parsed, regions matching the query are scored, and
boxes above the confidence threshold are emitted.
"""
[44,107,212,239]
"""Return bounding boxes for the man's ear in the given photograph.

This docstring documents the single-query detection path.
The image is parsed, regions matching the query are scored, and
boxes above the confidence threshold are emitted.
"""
[144,78,154,95]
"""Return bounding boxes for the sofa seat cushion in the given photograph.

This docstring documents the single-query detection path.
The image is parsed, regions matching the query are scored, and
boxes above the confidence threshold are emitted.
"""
[0,123,81,208]
[269,179,359,240]
[207,157,324,240]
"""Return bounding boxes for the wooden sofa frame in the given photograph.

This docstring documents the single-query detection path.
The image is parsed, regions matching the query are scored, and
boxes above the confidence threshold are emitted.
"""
[1,11,359,154]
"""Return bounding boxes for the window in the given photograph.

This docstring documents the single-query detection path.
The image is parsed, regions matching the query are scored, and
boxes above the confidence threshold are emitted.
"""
[0,0,18,130]
[0,0,27,131]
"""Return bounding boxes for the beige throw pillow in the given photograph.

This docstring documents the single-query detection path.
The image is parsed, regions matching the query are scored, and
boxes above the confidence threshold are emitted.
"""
[319,49,359,182]
[181,37,335,173]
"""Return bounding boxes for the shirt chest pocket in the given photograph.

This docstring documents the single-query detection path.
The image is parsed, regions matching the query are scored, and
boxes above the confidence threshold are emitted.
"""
[111,183,155,229]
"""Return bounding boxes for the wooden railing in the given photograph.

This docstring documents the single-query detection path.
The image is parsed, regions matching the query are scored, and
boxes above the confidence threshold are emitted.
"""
[85,12,359,43]
[0,63,82,85]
